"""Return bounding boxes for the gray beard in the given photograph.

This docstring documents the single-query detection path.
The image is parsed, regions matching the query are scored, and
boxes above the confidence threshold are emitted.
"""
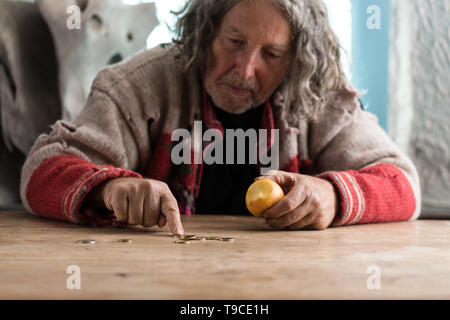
[205,83,262,115]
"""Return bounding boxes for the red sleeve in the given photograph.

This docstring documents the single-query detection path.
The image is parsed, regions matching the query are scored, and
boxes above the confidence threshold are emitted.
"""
[26,154,142,226]
[318,163,417,226]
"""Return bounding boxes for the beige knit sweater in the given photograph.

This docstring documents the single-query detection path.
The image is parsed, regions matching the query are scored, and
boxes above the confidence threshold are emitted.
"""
[20,45,422,226]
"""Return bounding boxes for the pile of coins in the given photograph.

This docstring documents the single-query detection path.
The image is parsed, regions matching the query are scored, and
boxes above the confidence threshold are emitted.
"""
[75,236,234,245]
[76,239,132,244]
[173,234,234,244]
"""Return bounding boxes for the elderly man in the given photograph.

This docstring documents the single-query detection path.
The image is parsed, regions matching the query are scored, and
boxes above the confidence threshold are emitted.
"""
[20,0,421,236]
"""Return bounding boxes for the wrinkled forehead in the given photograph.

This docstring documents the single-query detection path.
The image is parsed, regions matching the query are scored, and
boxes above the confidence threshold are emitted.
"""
[217,0,292,47]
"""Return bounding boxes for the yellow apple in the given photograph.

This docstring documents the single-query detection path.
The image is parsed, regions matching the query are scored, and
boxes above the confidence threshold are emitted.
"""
[245,178,285,217]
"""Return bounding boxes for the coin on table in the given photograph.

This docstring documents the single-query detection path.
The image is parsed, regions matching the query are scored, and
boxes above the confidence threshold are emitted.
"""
[205,236,221,240]
[180,234,197,240]
[76,239,96,244]
[190,236,206,241]
[175,240,191,244]
[218,237,235,242]
[117,239,132,243]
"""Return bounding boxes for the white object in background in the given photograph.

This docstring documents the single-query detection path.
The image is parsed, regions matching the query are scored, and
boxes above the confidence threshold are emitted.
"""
[323,0,352,80]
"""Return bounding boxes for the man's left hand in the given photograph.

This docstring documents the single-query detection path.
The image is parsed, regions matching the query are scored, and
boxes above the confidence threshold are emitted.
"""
[256,170,338,230]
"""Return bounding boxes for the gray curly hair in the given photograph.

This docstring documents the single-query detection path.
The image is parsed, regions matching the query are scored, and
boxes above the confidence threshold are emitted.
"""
[172,0,347,123]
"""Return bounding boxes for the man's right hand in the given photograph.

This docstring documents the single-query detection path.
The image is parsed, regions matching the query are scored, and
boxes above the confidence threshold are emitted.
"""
[86,177,184,236]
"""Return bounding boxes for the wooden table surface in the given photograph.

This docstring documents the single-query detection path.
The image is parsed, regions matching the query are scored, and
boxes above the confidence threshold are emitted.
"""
[1,210,450,299]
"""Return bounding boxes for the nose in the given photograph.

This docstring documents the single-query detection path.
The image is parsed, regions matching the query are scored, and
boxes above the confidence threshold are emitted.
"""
[235,50,259,81]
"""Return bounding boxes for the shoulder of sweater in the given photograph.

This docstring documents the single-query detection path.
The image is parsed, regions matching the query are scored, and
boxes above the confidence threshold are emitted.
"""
[86,44,202,127]
[310,82,367,130]
[90,44,196,95]
[307,82,373,158]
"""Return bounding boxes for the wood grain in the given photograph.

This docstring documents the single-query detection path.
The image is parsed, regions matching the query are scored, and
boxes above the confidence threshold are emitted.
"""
[1,210,450,299]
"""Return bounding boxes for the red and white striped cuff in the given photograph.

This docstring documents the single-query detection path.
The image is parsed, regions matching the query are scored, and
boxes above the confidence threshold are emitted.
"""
[318,171,366,226]
[26,154,142,225]
[63,165,143,224]
[318,163,417,226]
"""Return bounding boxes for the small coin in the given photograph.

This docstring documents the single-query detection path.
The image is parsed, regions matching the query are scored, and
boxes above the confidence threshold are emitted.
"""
[175,240,191,244]
[76,239,96,244]
[205,236,221,240]
[190,236,206,241]
[219,237,235,242]
[117,239,132,243]
[180,234,197,240]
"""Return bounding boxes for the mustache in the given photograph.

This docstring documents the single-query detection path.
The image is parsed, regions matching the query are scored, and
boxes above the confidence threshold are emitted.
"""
[217,73,258,92]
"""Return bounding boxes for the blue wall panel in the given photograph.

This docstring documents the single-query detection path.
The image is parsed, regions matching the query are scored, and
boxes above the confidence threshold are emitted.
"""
[351,0,390,131]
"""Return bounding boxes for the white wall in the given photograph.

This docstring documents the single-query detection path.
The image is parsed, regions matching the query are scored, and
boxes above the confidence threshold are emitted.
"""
[389,0,450,217]
[323,0,352,79]
[122,0,187,48]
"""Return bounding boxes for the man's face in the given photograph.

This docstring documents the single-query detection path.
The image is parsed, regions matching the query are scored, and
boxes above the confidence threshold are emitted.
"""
[204,0,293,114]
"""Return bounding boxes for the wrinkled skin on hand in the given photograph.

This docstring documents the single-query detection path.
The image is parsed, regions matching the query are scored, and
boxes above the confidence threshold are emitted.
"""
[256,170,338,230]
[87,177,184,235]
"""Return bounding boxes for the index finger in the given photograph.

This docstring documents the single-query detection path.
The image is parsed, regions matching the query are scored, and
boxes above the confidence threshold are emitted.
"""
[160,193,184,236]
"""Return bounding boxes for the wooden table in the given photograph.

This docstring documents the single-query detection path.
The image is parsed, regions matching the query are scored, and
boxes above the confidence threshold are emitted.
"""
[1,210,450,299]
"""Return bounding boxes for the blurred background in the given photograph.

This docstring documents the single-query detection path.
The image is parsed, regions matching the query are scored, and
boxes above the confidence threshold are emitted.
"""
[0,0,449,217]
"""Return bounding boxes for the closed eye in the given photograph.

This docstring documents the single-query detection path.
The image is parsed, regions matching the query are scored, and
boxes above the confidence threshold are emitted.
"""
[228,37,243,45]
[266,51,281,59]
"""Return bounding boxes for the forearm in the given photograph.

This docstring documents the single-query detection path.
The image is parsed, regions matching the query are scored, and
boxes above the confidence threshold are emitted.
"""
[22,153,141,225]
[319,163,418,226]
[20,78,149,225]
